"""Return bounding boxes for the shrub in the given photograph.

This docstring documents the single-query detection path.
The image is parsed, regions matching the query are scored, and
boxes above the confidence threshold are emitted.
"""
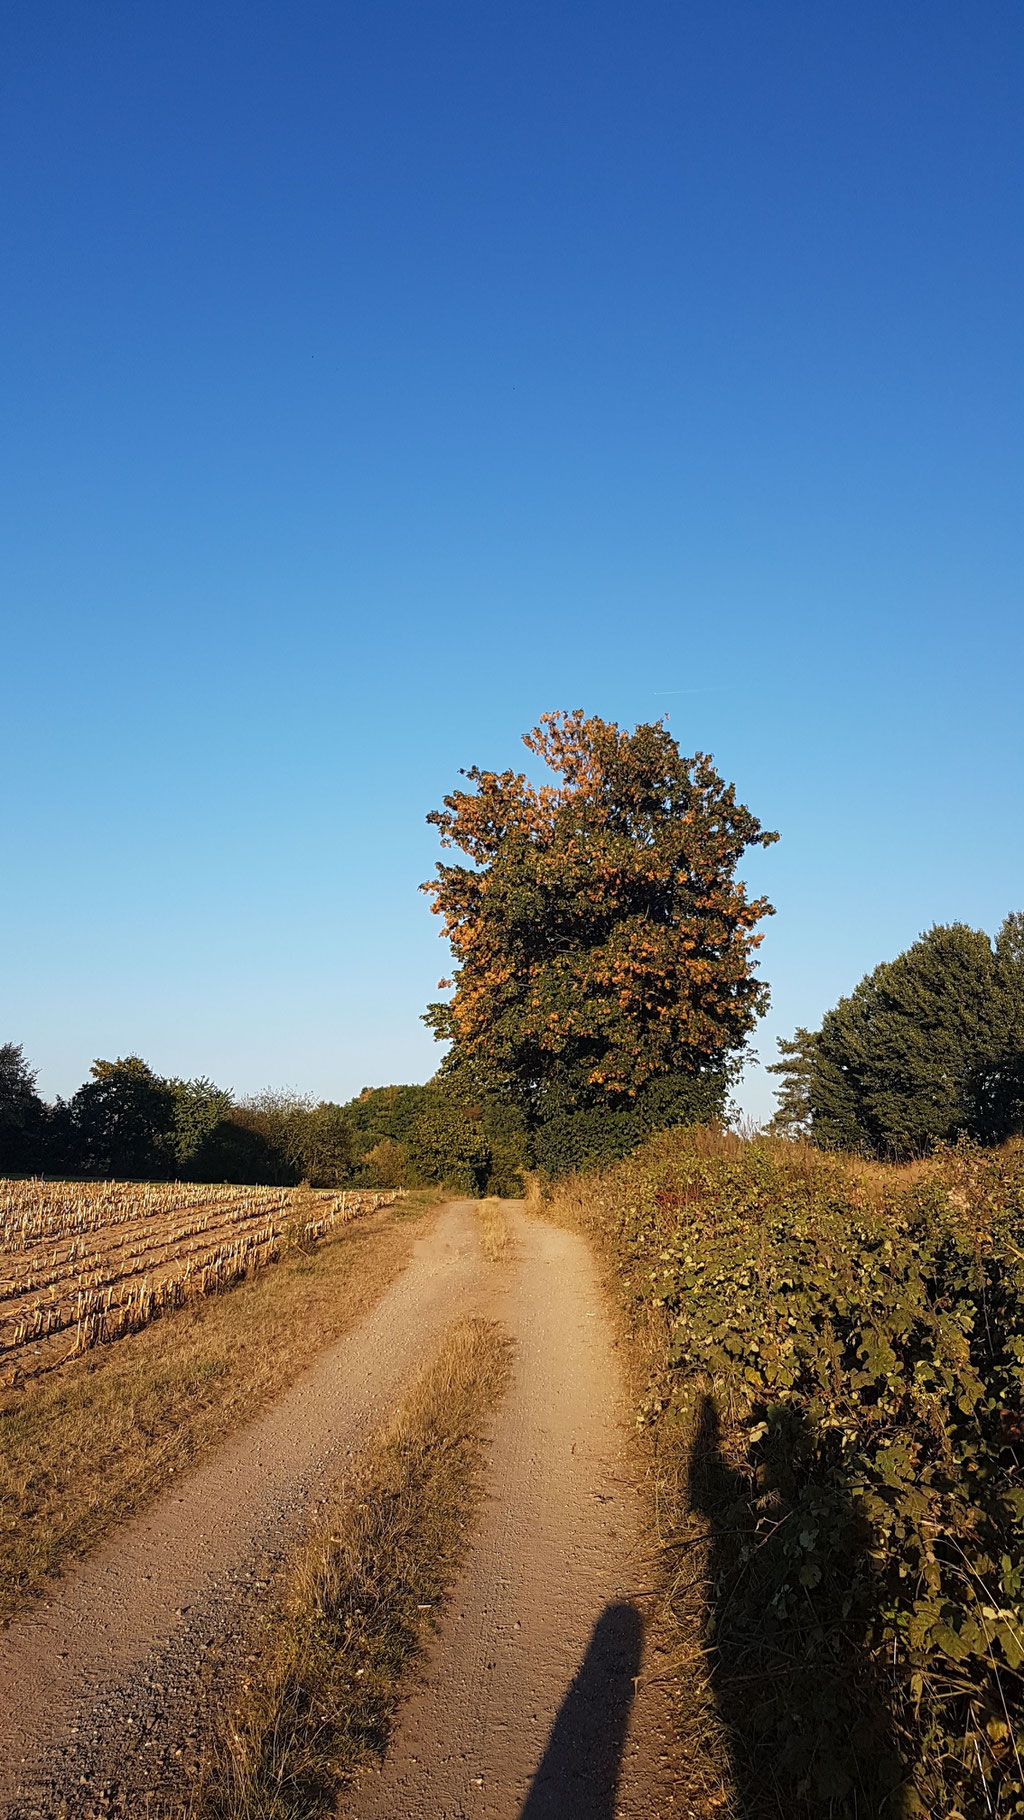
[553,1128,1024,1817]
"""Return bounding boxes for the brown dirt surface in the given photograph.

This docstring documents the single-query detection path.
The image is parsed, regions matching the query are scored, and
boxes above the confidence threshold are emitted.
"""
[338,1204,683,1820]
[0,1201,685,1819]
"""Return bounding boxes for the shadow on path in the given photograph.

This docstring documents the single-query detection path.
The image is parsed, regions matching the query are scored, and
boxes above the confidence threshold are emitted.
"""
[518,1602,643,1819]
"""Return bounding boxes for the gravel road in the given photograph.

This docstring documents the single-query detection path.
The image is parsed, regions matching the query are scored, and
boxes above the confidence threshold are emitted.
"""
[338,1203,682,1820]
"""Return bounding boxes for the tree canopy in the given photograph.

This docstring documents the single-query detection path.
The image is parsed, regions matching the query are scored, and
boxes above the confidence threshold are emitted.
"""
[423,709,777,1171]
[67,1056,177,1178]
[770,917,1024,1157]
[0,1042,46,1174]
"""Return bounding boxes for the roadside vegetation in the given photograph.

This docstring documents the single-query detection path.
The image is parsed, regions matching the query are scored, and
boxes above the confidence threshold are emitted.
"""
[198,1316,510,1820]
[0,1196,432,1621]
[551,1127,1024,1818]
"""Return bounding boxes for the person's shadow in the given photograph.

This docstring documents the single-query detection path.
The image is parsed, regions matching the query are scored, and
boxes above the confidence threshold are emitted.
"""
[517,1602,643,1819]
[688,1393,906,1818]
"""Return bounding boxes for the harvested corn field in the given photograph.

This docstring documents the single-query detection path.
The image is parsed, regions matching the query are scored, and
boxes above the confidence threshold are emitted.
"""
[0,1179,400,1387]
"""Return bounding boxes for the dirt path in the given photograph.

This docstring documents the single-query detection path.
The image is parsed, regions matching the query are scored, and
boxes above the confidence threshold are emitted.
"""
[339,1204,681,1820]
[0,1200,681,1819]
[0,1202,485,1816]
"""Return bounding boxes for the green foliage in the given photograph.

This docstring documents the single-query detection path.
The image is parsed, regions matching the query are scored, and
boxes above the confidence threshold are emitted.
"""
[423,710,776,1176]
[406,1066,527,1197]
[560,1129,1024,1817]
[0,1042,47,1174]
[361,1138,410,1189]
[228,1093,354,1188]
[69,1056,177,1178]
[338,1076,527,1195]
[285,1101,353,1187]
[184,1114,291,1186]
[407,1087,490,1196]
[531,1065,727,1177]
[168,1077,234,1174]
[343,1084,428,1185]
[766,1027,816,1138]
[772,918,1024,1158]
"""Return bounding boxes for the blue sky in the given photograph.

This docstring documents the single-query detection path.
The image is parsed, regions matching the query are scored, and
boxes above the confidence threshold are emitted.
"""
[2,0,1022,1121]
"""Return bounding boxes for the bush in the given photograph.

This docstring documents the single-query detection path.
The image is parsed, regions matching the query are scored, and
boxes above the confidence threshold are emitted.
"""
[531,1065,726,1178]
[553,1128,1024,1817]
[361,1137,409,1189]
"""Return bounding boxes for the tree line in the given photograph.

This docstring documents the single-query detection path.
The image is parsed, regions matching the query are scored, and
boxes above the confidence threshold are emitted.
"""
[0,1046,572,1196]
[4,712,1021,1188]
[0,1050,473,1190]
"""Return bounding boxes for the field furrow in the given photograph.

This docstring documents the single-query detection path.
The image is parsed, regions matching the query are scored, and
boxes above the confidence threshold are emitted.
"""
[0,1181,400,1386]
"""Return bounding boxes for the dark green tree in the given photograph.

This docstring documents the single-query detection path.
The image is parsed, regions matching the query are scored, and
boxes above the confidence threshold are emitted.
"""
[69,1056,176,1177]
[168,1076,234,1176]
[973,912,1024,1140]
[286,1101,353,1186]
[405,1055,528,1195]
[406,1077,495,1196]
[772,918,1024,1158]
[0,1042,47,1175]
[224,1092,354,1186]
[766,1028,817,1139]
[344,1085,428,1161]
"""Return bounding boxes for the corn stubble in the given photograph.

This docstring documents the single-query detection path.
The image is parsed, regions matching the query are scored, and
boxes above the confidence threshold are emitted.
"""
[198,1317,511,1820]
[0,1180,400,1387]
[0,1191,420,1621]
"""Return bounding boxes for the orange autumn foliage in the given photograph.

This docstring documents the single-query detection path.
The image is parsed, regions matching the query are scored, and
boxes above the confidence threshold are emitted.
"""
[422,711,777,1113]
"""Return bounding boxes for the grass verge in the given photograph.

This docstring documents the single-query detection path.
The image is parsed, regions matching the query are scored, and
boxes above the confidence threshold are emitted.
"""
[0,1200,435,1622]
[197,1316,511,1820]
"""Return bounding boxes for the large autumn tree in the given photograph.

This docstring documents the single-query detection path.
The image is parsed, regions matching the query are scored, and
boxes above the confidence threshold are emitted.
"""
[423,710,777,1172]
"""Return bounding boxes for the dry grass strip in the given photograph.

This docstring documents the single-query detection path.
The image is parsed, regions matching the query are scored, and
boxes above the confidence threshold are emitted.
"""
[196,1316,511,1820]
[475,1195,512,1261]
[0,1202,433,1623]
[520,1171,546,1218]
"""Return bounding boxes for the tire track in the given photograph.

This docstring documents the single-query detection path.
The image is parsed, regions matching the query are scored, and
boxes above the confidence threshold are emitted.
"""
[340,1204,682,1820]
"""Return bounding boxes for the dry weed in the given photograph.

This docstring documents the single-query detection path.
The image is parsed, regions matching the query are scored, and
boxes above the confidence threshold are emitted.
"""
[520,1171,546,1217]
[476,1196,512,1261]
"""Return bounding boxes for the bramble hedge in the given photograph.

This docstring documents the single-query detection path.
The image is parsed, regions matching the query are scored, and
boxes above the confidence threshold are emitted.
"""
[554,1130,1024,1817]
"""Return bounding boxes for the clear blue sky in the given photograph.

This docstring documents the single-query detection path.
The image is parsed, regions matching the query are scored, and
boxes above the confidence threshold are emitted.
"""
[3,1,1022,1121]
